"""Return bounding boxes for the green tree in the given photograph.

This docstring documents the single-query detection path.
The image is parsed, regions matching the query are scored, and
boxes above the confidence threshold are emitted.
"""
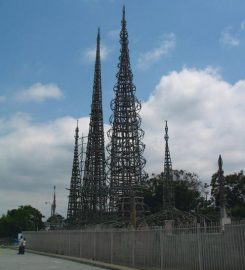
[47,214,64,230]
[143,173,163,213]
[0,205,44,237]
[173,170,204,211]
[144,170,205,213]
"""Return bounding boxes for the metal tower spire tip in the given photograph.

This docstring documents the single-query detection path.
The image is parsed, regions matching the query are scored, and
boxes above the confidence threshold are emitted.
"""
[97,28,100,44]
[218,154,223,171]
[165,120,169,141]
[122,5,125,20]
[75,120,79,135]
[121,5,127,32]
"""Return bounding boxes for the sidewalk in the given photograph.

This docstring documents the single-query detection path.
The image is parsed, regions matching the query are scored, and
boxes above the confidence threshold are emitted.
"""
[0,248,108,270]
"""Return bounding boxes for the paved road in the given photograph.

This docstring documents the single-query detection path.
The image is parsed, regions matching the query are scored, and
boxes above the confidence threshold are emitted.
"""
[0,248,108,270]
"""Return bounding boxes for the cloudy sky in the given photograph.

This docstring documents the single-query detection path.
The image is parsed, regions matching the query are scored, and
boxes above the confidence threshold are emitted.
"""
[0,0,244,219]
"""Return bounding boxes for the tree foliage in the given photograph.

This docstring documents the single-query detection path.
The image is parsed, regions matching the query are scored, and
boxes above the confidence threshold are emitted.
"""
[144,170,205,213]
[47,214,64,230]
[0,205,44,237]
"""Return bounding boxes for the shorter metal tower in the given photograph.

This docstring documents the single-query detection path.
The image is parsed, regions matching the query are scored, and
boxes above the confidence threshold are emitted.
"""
[218,156,227,218]
[79,134,88,222]
[67,122,82,224]
[80,134,87,180]
[51,185,56,217]
[217,155,231,230]
[163,121,174,210]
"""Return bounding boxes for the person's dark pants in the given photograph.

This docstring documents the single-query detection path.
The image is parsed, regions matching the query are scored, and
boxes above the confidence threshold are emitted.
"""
[18,245,24,254]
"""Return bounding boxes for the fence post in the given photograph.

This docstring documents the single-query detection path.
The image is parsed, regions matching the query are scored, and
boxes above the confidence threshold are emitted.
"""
[132,231,135,267]
[110,231,113,264]
[160,230,164,270]
[93,232,96,260]
[79,231,82,258]
[197,223,203,270]
[68,231,71,256]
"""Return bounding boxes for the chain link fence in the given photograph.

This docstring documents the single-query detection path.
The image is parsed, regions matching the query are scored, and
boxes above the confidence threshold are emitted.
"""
[24,223,245,270]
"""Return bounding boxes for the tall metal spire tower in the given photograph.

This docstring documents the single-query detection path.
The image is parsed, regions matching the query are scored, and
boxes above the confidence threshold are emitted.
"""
[107,7,146,225]
[82,29,107,222]
[163,121,174,210]
[67,122,82,224]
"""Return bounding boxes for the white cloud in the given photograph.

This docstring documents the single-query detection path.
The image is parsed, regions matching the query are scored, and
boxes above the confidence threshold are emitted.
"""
[0,113,110,218]
[141,67,245,182]
[16,83,64,102]
[137,33,176,70]
[0,114,83,217]
[84,44,110,62]
[220,27,240,47]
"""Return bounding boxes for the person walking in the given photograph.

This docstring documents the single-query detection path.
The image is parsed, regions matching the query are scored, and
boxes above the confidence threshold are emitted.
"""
[18,236,24,254]
[22,238,26,254]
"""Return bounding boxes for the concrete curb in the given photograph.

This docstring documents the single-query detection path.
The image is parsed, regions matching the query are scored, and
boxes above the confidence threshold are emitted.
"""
[26,249,139,270]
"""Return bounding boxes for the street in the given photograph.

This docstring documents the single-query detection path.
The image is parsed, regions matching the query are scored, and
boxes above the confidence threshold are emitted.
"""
[0,248,108,270]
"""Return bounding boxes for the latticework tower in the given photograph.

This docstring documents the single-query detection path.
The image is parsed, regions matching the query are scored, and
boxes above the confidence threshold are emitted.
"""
[163,121,174,210]
[82,29,107,222]
[107,7,146,225]
[67,122,82,224]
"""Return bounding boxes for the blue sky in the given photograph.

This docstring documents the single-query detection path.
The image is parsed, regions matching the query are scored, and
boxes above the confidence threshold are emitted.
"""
[0,0,245,217]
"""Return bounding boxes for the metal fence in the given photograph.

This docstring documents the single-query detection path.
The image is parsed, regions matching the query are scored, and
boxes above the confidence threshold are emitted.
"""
[24,223,245,270]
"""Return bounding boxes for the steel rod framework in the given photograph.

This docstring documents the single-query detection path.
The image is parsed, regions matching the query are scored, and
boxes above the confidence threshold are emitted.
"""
[82,29,107,222]
[67,122,82,224]
[163,121,175,210]
[107,7,146,224]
